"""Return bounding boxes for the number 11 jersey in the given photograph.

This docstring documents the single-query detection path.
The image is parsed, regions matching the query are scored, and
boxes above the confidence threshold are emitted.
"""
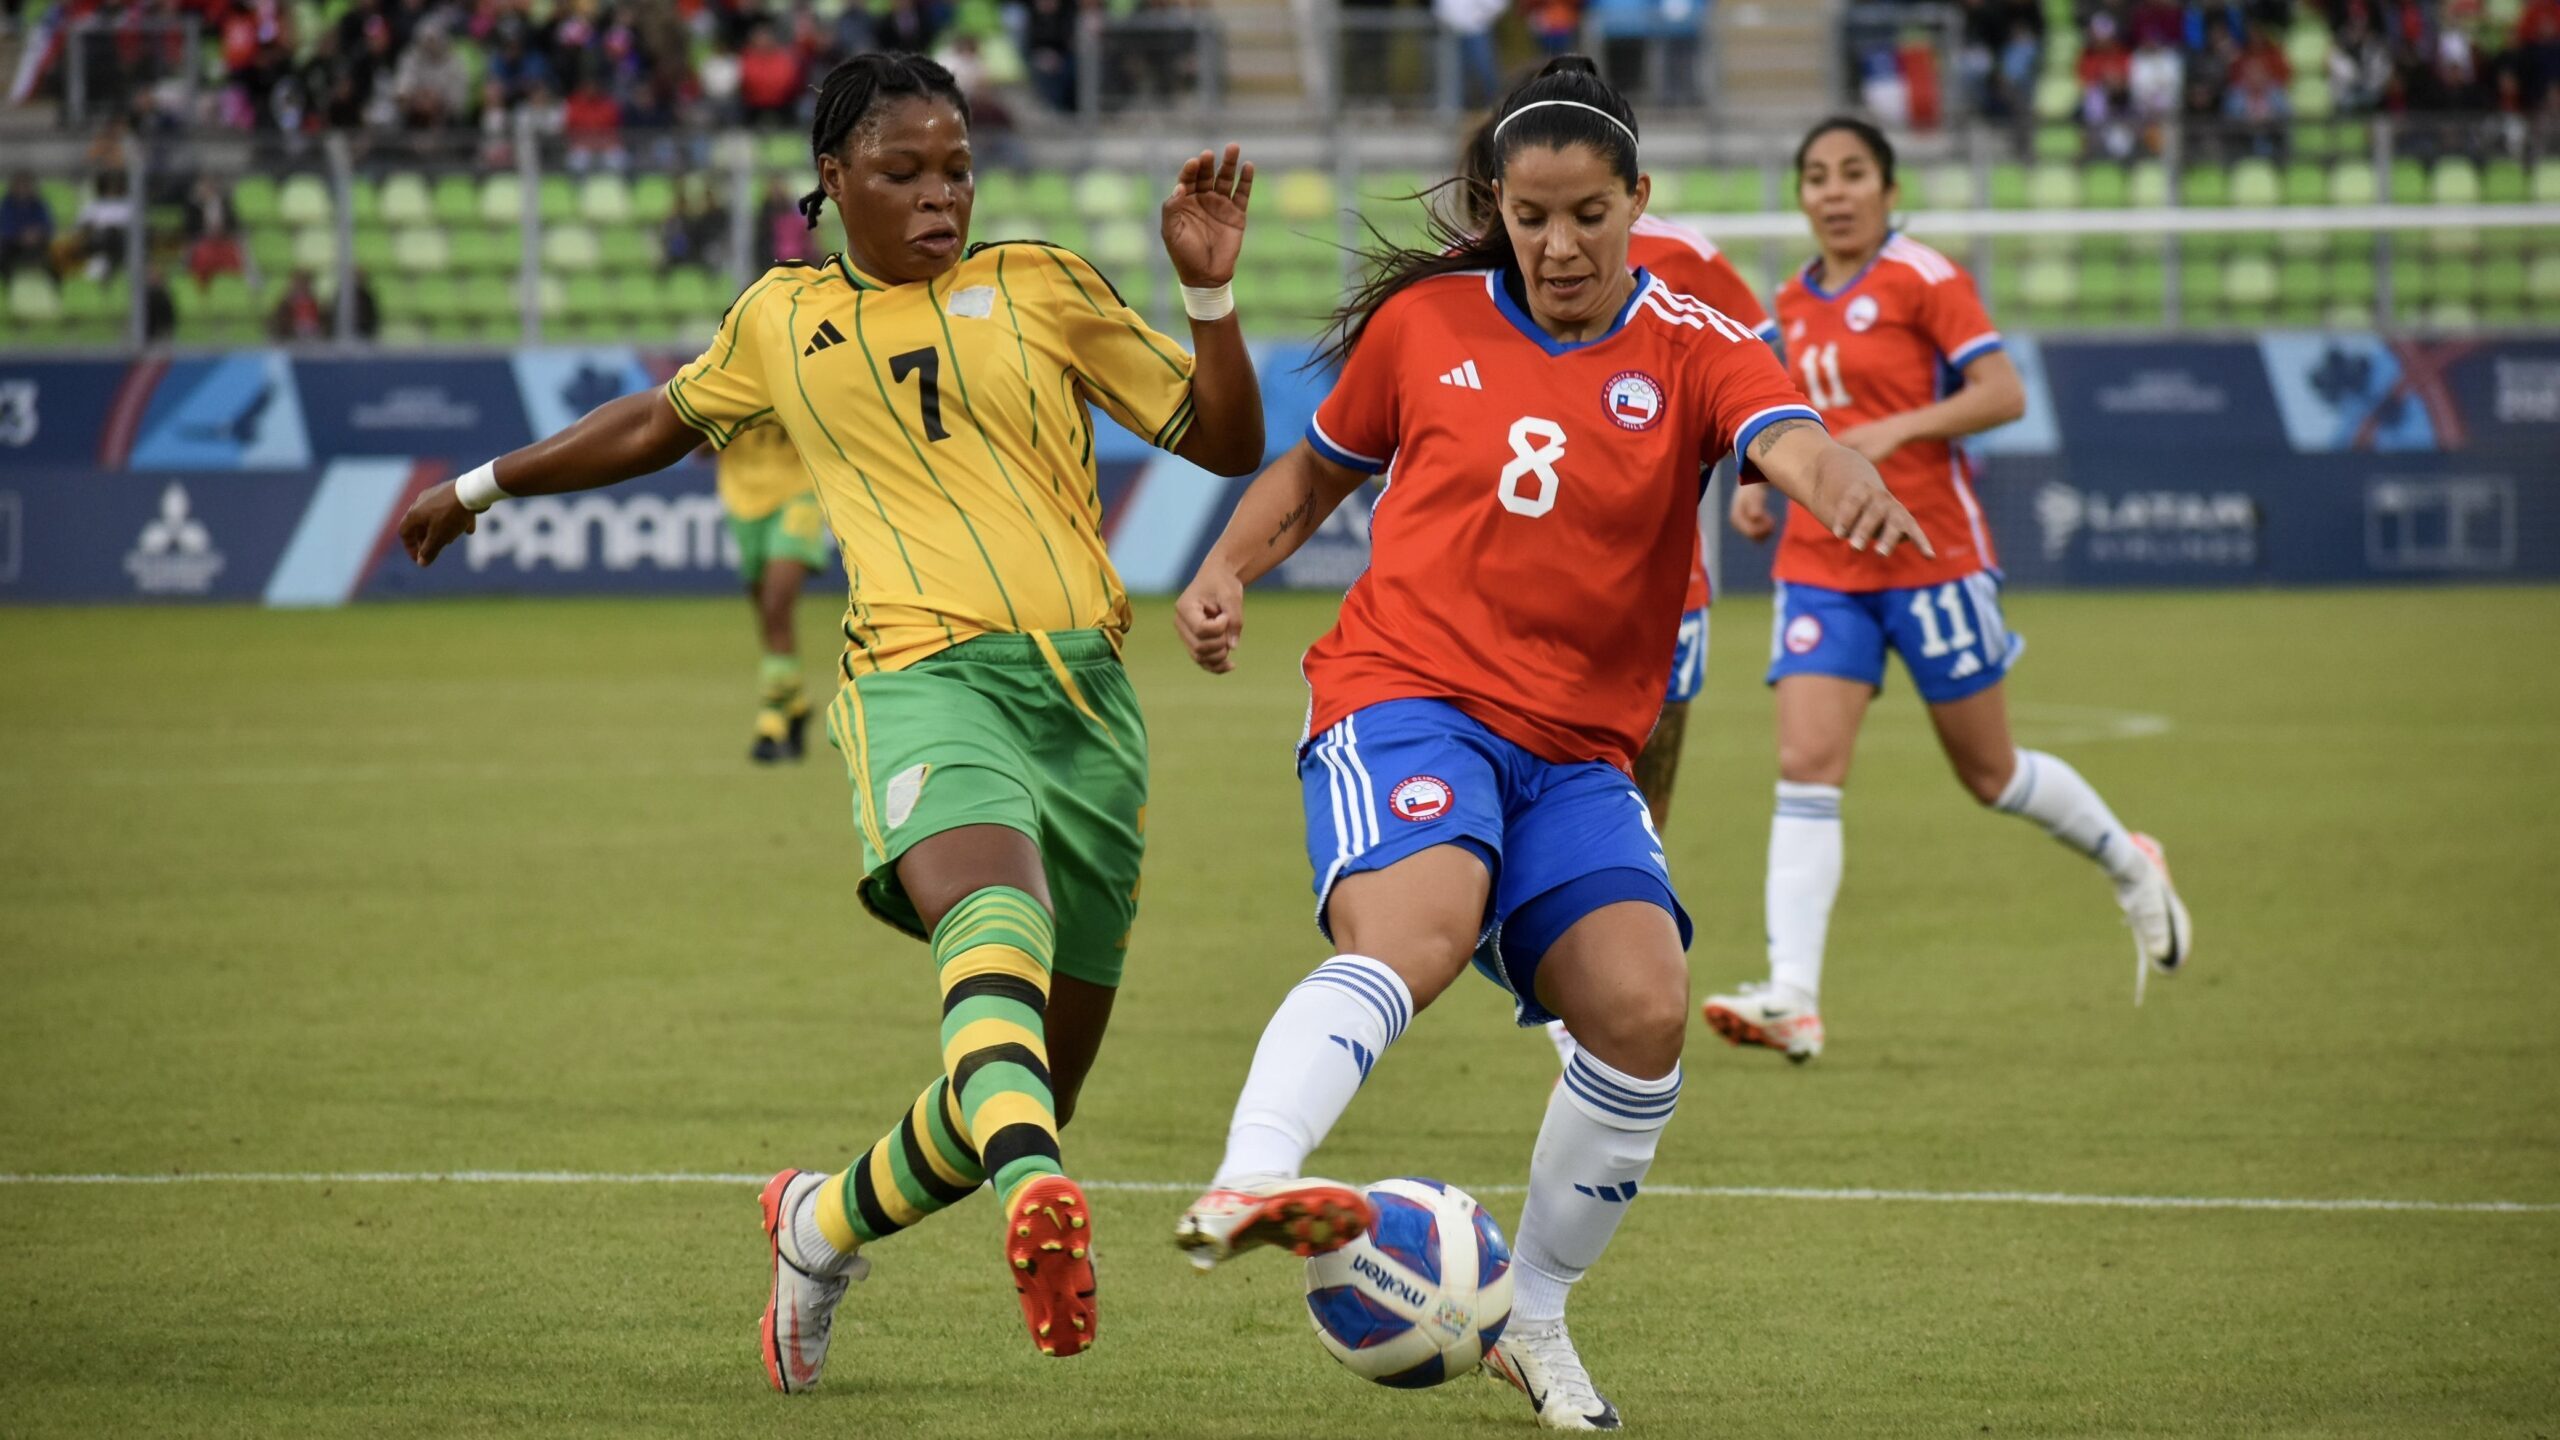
[1303,267,1820,774]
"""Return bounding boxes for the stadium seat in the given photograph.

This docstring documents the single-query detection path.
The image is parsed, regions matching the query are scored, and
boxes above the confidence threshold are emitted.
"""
[414,274,462,323]
[480,175,522,225]
[2181,165,2230,207]
[665,267,716,316]
[2483,160,2528,204]
[233,175,279,227]
[538,177,577,224]
[2125,258,2168,321]
[378,173,431,226]
[758,133,801,171]
[2532,159,2560,204]
[2433,159,2483,206]
[2028,164,2080,209]
[2031,125,2078,162]
[2287,75,2333,120]
[2430,254,2479,303]
[631,175,676,225]
[2081,164,2129,209]
[448,227,504,274]
[2388,251,2429,311]
[976,169,1025,213]
[202,273,256,322]
[2424,298,2478,330]
[1274,169,1335,224]
[1073,168,1141,220]
[1921,162,1977,211]
[1705,167,1765,212]
[2031,73,2077,121]
[347,177,380,225]
[2283,162,2326,206]
[460,274,515,324]
[2128,161,2170,209]
[393,226,451,273]
[6,271,63,325]
[563,272,611,320]
[279,174,333,227]
[612,272,667,322]
[2222,254,2278,308]
[2279,255,2324,307]
[1987,163,2029,210]
[1087,218,1150,272]
[2388,159,2427,204]
[248,228,294,278]
[2230,159,2281,208]
[597,227,655,270]
[293,226,338,272]
[432,175,477,226]
[2021,255,2075,308]
[2329,163,2379,206]
[579,174,632,226]
[1022,172,1074,223]
[2482,255,2528,309]
[542,224,602,271]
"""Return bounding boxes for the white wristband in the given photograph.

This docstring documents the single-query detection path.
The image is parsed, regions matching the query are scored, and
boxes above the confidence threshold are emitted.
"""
[454,461,509,513]
[1181,281,1235,323]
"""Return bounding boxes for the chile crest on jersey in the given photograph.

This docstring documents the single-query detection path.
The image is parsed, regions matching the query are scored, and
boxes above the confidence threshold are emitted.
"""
[1603,370,1666,431]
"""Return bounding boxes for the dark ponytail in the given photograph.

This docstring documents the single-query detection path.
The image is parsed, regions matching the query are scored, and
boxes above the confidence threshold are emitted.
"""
[799,52,970,231]
[1793,115,1897,189]
[1316,54,1639,369]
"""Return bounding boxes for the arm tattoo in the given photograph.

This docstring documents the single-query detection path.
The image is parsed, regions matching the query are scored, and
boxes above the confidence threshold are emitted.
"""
[1748,417,1821,460]
[1263,494,1311,548]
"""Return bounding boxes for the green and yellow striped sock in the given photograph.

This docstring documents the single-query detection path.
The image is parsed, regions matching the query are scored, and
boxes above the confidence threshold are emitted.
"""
[933,885,1066,1207]
[812,1077,985,1254]
[758,652,803,721]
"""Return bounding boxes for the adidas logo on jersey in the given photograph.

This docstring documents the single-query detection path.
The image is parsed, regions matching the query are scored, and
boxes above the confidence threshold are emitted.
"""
[1437,360,1483,390]
[802,319,848,356]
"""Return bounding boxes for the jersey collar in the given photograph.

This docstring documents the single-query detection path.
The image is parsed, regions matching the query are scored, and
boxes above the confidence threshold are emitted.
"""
[1800,230,1893,301]
[832,252,886,292]
[1487,267,1653,357]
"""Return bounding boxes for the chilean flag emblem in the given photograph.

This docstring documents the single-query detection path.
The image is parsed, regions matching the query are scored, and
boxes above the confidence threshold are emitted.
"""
[1604,370,1665,431]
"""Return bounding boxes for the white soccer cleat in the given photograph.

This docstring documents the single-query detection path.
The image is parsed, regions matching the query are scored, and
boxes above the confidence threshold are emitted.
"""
[1172,1175,1372,1272]
[1700,982,1825,1063]
[1483,1317,1622,1430]
[758,1168,869,1393]
[2121,832,2193,1005]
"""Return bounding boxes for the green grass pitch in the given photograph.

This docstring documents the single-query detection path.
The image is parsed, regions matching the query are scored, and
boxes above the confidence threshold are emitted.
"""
[3,586,2556,1438]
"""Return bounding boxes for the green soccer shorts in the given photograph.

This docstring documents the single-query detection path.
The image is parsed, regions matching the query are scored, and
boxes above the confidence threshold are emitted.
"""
[727,495,832,588]
[824,628,1148,988]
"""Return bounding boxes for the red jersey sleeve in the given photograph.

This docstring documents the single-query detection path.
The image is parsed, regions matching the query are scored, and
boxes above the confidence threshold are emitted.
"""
[1305,294,1405,474]
[1632,217,1774,338]
[1691,316,1824,483]
[1918,264,2005,371]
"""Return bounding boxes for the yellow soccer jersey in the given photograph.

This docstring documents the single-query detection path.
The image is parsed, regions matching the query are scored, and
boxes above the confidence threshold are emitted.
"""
[665,245,1198,674]
[714,417,812,521]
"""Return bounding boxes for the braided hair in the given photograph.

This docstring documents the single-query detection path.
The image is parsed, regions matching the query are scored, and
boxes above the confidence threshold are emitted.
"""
[797,52,971,232]
[1318,55,1639,368]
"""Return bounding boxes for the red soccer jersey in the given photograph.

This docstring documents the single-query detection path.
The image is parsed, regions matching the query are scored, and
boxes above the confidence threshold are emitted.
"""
[1304,267,1821,774]
[1631,215,1776,612]
[1773,232,2005,591]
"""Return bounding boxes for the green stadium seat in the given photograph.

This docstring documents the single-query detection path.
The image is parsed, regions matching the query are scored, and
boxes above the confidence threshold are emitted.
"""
[1087,218,1150,273]
[2482,255,2528,307]
[563,272,611,319]
[579,174,632,226]
[2278,255,2324,306]
[349,178,381,225]
[612,272,666,321]
[2181,165,2230,207]
[353,226,395,274]
[279,174,333,227]
[1073,168,1141,220]
[293,226,338,272]
[2432,159,2483,206]
[2483,160,2528,204]
[414,274,462,321]
[665,267,716,315]
[542,224,602,271]
[393,226,451,273]
[2388,251,2429,310]
[202,273,256,321]
[631,175,677,225]
[7,271,63,325]
[2287,75,2332,120]
[2388,159,2427,204]
[233,175,279,227]
[2330,163,2379,206]
[1036,217,1088,254]
[378,173,431,226]
[1913,162,1969,211]
[1022,172,1074,222]
[2021,255,2075,307]
[2222,254,2279,307]
[2291,121,2337,161]
[479,175,522,225]
[759,133,801,171]
[2027,164,2080,209]
[597,227,655,270]
[249,228,294,278]
[1275,169,1335,224]
[2284,21,2329,72]
[448,227,503,273]
[2081,164,2129,209]
[2230,159,2281,208]
[431,176,477,226]
[2283,163,2326,207]
[2424,298,2478,330]
[2127,162,2170,210]
[1985,163,2028,210]
[2429,254,2479,302]
[2031,73,2077,121]
[478,310,525,343]
[2325,298,2376,329]
[538,177,576,224]
[2532,160,2560,204]
[2075,255,2124,313]
[460,274,515,323]
[1115,268,1159,313]
[535,273,568,320]
[2125,259,2168,319]
[2031,125,2078,162]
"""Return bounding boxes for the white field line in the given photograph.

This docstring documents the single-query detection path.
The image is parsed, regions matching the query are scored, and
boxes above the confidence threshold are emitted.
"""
[0,1172,2550,1215]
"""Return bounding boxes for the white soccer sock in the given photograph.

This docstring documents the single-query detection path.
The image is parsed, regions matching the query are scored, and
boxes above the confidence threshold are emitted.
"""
[1212,955,1414,1187]
[1543,1019,1577,1068]
[1995,750,2147,888]
[1765,781,1844,1007]
[1510,1049,1680,1324]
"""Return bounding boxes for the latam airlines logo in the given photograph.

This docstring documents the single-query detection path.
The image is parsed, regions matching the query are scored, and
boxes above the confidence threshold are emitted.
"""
[125,483,226,595]
[2036,483,2258,566]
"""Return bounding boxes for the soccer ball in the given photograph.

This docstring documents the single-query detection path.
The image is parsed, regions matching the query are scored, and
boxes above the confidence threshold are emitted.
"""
[1302,1177,1514,1388]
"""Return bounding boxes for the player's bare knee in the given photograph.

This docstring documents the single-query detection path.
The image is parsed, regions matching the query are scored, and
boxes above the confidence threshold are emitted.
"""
[1954,749,2015,807]
[1572,993,1687,1079]
[1777,738,1850,787]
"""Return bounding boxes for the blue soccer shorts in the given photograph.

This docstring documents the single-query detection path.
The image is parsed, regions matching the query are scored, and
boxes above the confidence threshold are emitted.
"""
[1765,571,2024,704]
[1299,698,1693,1027]
[1664,606,1708,705]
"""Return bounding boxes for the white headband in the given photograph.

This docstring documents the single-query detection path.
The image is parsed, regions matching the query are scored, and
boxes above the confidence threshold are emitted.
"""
[1491,98,1637,149]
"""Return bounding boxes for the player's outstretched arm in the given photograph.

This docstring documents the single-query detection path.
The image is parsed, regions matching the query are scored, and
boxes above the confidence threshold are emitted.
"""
[1750,418,1936,560]
[1160,143,1266,477]
[398,390,703,566]
[1174,441,1368,673]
